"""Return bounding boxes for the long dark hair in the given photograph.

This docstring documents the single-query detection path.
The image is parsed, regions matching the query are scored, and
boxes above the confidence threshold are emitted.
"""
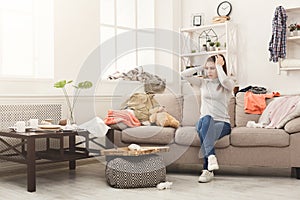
[206,54,227,75]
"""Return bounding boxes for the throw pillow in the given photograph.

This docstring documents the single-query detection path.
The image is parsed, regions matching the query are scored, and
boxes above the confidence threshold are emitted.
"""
[284,117,300,134]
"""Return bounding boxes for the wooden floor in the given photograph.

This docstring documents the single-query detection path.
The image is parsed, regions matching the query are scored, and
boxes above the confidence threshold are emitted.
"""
[0,157,300,200]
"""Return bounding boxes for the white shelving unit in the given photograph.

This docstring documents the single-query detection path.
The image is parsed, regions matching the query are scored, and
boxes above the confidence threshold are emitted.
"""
[179,21,237,79]
[278,7,300,74]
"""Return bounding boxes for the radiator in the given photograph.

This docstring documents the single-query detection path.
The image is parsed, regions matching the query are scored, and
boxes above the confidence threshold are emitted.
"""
[0,104,63,162]
[0,104,62,129]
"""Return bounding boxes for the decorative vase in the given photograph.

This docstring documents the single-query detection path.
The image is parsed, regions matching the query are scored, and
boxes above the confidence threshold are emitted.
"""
[290,31,294,37]
[68,112,76,125]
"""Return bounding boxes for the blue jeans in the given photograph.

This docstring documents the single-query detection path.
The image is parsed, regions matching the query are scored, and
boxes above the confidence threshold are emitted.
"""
[196,115,231,170]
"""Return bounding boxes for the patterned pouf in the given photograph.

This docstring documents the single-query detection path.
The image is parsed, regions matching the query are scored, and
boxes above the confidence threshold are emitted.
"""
[105,154,166,188]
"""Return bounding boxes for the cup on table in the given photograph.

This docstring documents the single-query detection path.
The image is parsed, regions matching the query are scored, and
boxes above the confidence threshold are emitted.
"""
[28,119,39,129]
[15,121,26,132]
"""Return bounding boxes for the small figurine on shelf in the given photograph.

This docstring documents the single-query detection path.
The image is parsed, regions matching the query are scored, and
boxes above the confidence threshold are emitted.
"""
[201,44,207,52]
[288,23,297,37]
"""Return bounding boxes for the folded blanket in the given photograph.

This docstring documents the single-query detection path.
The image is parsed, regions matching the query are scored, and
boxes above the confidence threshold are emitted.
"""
[104,109,141,127]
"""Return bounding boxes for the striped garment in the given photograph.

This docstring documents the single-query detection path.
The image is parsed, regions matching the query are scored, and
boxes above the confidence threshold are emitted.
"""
[269,6,287,63]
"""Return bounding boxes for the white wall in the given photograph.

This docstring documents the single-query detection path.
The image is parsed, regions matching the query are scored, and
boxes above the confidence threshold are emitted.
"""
[181,0,300,94]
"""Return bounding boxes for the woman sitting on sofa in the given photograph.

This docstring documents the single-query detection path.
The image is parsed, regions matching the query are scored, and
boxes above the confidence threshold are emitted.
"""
[181,54,235,183]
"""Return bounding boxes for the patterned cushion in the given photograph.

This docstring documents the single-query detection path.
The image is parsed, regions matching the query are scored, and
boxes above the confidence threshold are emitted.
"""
[105,155,166,188]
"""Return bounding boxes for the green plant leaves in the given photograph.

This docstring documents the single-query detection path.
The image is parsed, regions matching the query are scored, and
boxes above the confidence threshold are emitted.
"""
[54,80,73,88]
[76,81,93,89]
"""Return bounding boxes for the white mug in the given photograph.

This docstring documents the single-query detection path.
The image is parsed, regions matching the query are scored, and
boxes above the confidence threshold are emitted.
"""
[15,121,26,132]
[28,119,39,128]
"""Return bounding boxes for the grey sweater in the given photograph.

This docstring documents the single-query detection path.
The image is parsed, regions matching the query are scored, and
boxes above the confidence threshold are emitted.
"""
[181,65,235,123]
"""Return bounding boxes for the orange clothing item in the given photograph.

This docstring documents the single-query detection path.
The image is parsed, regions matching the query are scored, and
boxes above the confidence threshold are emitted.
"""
[244,91,281,114]
[104,109,141,127]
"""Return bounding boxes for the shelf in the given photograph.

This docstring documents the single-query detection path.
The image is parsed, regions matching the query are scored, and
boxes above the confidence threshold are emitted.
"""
[36,149,89,161]
[279,67,300,71]
[287,36,300,41]
[180,22,227,32]
[285,7,300,13]
[181,50,227,57]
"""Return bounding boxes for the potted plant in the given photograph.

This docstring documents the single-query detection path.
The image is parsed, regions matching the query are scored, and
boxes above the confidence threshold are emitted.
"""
[297,23,300,36]
[215,41,221,51]
[54,80,93,124]
[288,23,297,36]
[209,41,215,51]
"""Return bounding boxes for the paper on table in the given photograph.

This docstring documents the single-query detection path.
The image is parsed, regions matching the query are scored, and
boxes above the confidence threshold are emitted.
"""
[79,117,110,137]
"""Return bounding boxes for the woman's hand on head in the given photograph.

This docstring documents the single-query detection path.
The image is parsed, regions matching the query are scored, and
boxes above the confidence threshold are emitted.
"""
[215,55,224,66]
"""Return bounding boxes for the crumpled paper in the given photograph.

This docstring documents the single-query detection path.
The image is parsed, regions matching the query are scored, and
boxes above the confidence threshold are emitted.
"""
[79,117,110,137]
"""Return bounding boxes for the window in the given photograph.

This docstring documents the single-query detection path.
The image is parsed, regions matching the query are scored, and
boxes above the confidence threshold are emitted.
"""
[0,0,54,79]
[100,0,155,79]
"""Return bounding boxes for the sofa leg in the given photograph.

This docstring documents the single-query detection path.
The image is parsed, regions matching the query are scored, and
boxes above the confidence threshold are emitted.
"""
[296,168,300,179]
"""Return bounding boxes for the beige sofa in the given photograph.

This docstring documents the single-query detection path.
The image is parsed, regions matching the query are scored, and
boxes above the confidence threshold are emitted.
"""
[108,81,300,179]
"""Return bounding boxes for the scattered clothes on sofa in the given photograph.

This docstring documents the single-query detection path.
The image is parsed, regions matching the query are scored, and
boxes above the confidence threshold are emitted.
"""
[246,121,264,128]
[104,109,141,128]
[244,91,280,114]
[237,85,267,95]
[121,93,160,123]
[108,66,166,93]
[258,95,300,128]
[269,6,287,63]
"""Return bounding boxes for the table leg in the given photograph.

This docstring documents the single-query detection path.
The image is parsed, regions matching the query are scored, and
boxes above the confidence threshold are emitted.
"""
[27,138,36,192]
[69,135,76,170]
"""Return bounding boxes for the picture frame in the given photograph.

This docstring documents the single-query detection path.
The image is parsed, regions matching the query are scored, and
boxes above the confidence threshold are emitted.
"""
[191,13,204,26]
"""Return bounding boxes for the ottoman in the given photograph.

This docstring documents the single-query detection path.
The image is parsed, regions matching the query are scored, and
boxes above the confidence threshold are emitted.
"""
[105,154,166,188]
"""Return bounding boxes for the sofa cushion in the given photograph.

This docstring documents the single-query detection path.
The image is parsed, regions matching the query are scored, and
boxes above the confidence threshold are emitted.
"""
[154,94,183,123]
[235,92,261,127]
[231,127,289,147]
[284,117,300,134]
[174,126,230,148]
[121,126,175,145]
[181,94,201,126]
[181,81,201,126]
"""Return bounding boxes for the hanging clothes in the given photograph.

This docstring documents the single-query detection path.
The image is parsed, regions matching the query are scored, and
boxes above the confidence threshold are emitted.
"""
[268,6,287,63]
